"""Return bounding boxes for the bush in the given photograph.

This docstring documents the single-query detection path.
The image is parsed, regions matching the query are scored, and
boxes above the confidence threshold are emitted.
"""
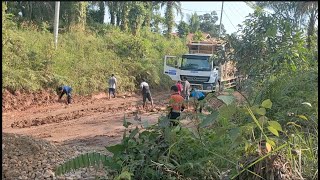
[2,16,187,95]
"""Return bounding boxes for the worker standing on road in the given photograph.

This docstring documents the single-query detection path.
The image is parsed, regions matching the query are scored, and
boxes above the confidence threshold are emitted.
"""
[190,88,205,113]
[168,85,185,126]
[57,85,72,104]
[108,74,117,99]
[181,77,191,100]
[176,80,183,95]
[140,78,154,109]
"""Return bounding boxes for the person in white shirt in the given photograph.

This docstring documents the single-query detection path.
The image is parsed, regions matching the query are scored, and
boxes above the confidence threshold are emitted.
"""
[108,74,117,99]
[140,78,154,109]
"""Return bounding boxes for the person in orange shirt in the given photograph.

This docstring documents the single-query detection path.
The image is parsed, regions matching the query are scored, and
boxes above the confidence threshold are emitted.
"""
[168,85,185,126]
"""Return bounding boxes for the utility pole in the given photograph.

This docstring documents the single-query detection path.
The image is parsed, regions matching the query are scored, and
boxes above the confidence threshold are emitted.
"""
[53,1,60,49]
[218,1,224,38]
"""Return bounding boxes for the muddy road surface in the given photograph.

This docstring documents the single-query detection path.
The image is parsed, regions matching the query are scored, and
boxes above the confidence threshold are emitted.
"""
[3,92,169,151]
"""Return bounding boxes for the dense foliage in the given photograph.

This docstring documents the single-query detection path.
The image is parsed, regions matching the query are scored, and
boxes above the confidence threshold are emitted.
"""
[3,1,318,179]
[2,3,187,94]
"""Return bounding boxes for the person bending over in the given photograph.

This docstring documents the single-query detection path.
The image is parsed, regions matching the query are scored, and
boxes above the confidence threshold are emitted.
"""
[58,85,72,104]
[190,88,205,113]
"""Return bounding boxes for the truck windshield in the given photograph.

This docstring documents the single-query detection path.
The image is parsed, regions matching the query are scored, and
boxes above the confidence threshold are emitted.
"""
[180,58,211,71]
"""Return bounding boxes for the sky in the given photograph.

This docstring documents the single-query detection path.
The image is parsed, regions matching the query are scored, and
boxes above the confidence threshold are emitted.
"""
[104,1,254,35]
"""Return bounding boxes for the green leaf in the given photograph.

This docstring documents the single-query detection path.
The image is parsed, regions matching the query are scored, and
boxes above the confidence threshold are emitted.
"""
[256,108,266,116]
[106,144,125,155]
[258,116,268,125]
[297,115,308,121]
[217,95,235,105]
[83,153,89,167]
[123,114,132,128]
[172,125,181,133]
[287,122,301,128]
[266,138,276,147]
[267,126,279,137]
[261,99,272,109]
[229,127,240,143]
[74,156,80,169]
[267,121,282,132]
[142,120,150,128]
[129,127,139,139]
[199,111,218,128]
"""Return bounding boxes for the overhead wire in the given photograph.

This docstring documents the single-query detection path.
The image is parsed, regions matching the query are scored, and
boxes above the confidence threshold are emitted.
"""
[223,10,238,32]
[229,3,246,19]
[180,7,221,13]
[177,2,249,33]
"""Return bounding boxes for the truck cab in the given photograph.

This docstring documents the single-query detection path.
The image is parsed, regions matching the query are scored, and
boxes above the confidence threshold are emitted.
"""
[164,37,237,93]
[164,53,220,92]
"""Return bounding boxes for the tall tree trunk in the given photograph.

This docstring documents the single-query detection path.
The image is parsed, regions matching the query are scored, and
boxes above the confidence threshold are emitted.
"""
[307,11,316,49]
[68,2,88,31]
[78,2,88,30]
[121,2,130,31]
[98,2,105,23]
[142,2,152,31]
[165,2,174,38]
[115,2,121,26]
[107,1,115,25]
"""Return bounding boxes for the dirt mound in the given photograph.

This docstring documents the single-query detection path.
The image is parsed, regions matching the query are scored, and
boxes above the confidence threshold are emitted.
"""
[2,133,107,180]
[2,89,92,113]
[2,89,57,112]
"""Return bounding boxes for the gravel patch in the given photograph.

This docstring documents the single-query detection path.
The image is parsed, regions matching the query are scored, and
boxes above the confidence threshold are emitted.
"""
[2,133,109,180]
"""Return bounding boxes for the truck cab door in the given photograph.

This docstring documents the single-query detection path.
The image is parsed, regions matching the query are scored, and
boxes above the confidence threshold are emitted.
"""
[164,56,180,81]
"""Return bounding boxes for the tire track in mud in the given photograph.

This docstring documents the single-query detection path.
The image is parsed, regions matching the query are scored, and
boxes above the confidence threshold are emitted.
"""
[10,102,140,128]
[10,100,167,129]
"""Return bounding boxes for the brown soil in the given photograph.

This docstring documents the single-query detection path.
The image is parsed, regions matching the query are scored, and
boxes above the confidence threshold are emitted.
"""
[2,90,245,151]
[2,90,170,151]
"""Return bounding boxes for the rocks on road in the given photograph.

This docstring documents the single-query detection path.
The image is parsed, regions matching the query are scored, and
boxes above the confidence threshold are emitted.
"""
[2,133,107,180]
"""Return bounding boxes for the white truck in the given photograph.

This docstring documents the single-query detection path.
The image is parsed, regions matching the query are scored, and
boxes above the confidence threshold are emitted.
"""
[164,39,237,93]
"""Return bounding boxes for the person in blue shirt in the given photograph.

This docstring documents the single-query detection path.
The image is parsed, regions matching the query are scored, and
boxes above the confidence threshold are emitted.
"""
[58,85,72,104]
[190,88,205,113]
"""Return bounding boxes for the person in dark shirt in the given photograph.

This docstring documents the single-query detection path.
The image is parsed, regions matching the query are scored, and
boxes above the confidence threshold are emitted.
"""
[190,88,205,113]
[140,78,154,109]
[57,85,72,104]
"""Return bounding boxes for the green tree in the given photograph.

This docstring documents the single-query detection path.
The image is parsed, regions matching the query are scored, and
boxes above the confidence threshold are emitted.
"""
[188,12,200,33]
[120,2,131,31]
[142,1,153,31]
[256,1,318,49]
[115,2,122,26]
[161,1,182,38]
[193,30,204,41]
[296,1,318,49]
[87,1,105,24]
[199,11,226,37]
[106,1,116,25]
[150,2,164,33]
[128,2,146,36]
[229,9,313,79]
[6,1,55,26]
[177,20,190,38]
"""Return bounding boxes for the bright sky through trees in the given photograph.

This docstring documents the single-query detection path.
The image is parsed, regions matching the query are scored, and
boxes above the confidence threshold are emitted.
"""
[103,1,254,34]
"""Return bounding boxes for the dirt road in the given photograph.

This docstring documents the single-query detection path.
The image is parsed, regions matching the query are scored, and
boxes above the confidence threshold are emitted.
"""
[2,92,169,151]
[2,89,244,152]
